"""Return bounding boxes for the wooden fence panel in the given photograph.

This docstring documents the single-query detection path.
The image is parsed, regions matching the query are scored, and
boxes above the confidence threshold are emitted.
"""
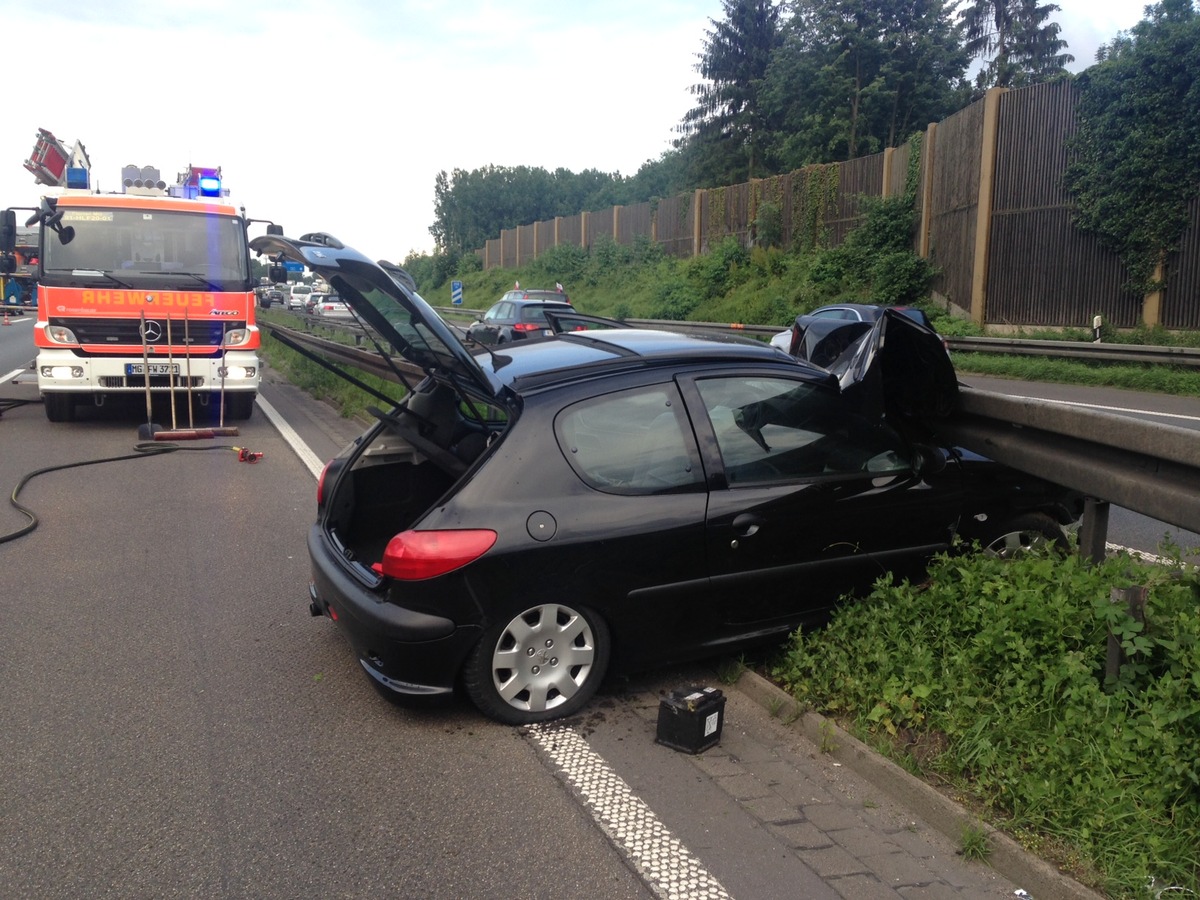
[656,192,695,259]
[888,142,912,198]
[558,213,583,250]
[584,205,617,249]
[987,81,1140,327]
[535,218,556,256]
[1164,198,1200,329]
[927,102,983,312]
[500,227,518,268]
[826,153,884,246]
[517,223,535,265]
[618,201,654,245]
[701,182,754,251]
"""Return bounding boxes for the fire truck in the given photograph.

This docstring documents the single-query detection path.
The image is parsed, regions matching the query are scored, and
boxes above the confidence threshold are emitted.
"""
[0,129,271,422]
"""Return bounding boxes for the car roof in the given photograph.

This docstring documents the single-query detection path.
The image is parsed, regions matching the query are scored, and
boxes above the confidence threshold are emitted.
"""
[496,297,572,308]
[475,328,826,391]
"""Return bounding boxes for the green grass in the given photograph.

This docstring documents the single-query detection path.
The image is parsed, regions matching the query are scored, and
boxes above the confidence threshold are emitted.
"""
[257,309,406,419]
[769,545,1200,897]
[950,353,1200,396]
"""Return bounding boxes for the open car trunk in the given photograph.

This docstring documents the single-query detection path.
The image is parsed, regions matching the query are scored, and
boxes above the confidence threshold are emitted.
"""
[247,232,512,578]
[321,378,505,573]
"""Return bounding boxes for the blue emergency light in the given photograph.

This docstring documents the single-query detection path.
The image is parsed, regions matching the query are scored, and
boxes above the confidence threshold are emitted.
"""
[197,174,222,197]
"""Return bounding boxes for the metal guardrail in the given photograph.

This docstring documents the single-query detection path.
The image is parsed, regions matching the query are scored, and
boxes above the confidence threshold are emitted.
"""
[431,308,1200,367]
[264,320,1200,540]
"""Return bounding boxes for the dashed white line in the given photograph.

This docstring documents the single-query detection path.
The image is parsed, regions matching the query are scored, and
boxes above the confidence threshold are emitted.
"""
[530,723,732,900]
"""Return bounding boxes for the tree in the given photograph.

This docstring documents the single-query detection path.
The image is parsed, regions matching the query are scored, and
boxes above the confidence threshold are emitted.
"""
[763,0,968,166]
[679,0,785,184]
[1064,0,1200,295]
[430,165,634,253]
[959,0,1074,94]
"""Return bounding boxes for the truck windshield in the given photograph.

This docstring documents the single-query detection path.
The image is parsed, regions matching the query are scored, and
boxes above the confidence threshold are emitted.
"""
[42,207,250,290]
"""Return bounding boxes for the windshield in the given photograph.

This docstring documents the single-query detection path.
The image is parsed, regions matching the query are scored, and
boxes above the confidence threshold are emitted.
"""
[43,207,250,290]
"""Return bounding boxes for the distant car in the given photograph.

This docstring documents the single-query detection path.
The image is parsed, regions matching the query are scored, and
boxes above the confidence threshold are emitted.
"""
[313,297,352,320]
[288,284,313,310]
[259,287,284,309]
[250,231,1084,725]
[466,291,574,345]
[305,292,328,314]
[771,304,943,365]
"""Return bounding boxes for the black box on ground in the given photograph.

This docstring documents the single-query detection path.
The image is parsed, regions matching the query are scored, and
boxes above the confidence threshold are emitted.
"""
[655,686,726,754]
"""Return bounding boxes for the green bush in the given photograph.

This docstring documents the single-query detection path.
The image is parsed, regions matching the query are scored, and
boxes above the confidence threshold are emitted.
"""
[869,250,937,306]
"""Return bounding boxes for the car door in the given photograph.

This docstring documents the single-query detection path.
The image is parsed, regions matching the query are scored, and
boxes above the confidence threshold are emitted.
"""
[680,371,961,627]
[550,381,715,663]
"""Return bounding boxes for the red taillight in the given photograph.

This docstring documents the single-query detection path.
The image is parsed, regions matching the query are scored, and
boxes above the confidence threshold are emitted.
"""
[378,529,497,580]
[512,322,540,332]
[317,459,334,506]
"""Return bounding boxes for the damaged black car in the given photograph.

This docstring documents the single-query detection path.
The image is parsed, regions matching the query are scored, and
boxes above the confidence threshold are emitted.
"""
[251,233,1083,725]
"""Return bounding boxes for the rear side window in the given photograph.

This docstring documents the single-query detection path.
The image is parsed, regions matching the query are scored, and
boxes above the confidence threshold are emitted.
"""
[556,386,703,495]
[484,302,512,322]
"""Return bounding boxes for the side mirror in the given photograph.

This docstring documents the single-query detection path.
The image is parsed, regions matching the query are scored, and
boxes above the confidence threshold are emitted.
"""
[912,444,947,476]
[267,223,283,236]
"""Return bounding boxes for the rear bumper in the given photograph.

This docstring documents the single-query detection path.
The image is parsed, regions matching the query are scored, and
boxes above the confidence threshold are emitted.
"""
[306,525,481,698]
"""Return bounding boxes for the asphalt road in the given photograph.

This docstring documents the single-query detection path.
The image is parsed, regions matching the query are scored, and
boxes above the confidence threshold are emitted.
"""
[0,367,651,898]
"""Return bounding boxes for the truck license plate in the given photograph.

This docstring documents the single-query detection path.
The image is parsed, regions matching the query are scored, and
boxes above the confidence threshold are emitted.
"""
[125,363,180,376]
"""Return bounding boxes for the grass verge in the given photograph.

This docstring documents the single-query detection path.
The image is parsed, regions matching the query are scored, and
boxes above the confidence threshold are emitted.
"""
[769,545,1200,898]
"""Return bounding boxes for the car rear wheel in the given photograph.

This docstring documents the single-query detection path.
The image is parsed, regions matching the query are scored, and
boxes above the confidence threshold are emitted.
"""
[981,512,1066,559]
[464,602,610,725]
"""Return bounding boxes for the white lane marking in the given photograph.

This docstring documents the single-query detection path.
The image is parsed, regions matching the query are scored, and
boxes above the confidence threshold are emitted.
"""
[529,723,733,900]
[2,368,25,385]
[1000,393,1200,425]
[255,393,326,479]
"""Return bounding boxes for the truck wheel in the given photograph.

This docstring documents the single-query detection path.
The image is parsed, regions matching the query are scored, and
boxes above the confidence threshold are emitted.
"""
[223,393,255,421]
[44,393,75,422]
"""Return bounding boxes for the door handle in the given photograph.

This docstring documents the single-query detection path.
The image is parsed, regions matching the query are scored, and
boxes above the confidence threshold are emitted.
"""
[731,513,763,539]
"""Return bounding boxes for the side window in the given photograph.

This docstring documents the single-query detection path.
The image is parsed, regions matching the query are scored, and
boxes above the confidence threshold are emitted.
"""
[484,303,506,322]
[695,377,911,485]
[556,386,702,494]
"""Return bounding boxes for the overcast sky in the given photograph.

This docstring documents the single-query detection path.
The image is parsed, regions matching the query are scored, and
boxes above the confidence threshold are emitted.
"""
[1,0,1149,263]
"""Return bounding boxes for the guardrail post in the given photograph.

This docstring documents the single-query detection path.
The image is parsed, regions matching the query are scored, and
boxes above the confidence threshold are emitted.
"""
[1105,584,1147,684]
[1078,498,1111,565]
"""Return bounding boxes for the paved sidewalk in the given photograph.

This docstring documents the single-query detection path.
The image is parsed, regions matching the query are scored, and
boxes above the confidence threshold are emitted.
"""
[603,669,1103,900]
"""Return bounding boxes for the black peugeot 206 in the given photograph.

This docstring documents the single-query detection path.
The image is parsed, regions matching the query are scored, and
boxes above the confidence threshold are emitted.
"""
[251,232,1083,726]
